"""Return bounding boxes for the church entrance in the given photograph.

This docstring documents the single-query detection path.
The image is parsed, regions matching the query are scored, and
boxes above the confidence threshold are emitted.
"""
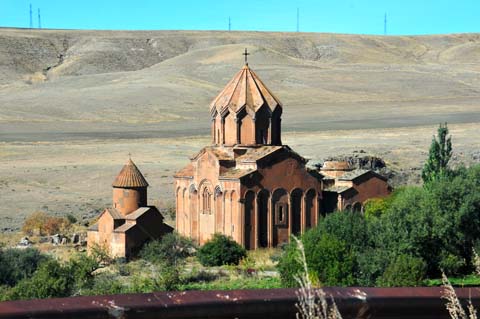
[272,188,289,246]
[257,190,269,248]
[244,191,256,250]
[291,189,303,235]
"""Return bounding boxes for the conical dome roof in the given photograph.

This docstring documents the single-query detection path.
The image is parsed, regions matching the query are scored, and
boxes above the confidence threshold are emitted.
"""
[112,158,149,188]
[210,64,282,116]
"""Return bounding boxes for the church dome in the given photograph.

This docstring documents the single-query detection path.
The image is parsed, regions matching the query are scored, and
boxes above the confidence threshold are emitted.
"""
[112,158,149,188]
[210,64,282,116]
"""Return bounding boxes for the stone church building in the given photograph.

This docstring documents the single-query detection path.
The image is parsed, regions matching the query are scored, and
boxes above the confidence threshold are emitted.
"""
[88,158,173,258]
[174,62,323,249]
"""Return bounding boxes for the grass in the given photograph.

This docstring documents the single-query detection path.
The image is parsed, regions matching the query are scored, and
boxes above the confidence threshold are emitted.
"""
[180,276,282,291]
[425,274,480,287]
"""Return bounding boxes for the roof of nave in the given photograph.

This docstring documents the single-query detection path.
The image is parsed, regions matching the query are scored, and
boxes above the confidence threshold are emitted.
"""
[323,185,354,194]
[338,169,387,182]
[210,64,282,116]
[105,207,124,219]
[234,145,284,162]
[112,158,149,188]
[174,163,195,178]
[125,206,161,221]
[220,168,256,179]
[174,145,308,179]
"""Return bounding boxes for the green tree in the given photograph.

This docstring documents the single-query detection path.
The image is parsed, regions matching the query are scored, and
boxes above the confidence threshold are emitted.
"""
[422,123,452,184]
[0,248,50,286]
[197,234,246,267]
[140,232,195,267]
[7,260,74,300]
[377,254,427,287]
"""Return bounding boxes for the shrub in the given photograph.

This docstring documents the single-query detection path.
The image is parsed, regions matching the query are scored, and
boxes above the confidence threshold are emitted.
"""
[22,211,48,235]
[140,232,195,267]
[66,213,78,224]
[83,273,125,296]
[8,259,74,300]
[363,198,389,219]
[67,253,100,293]
[377,254,427,287]
[44,216,71,235]
[0,248,50,286]
[197,234,246,267]
[438,253,466,276]
[22,211,71,236]
[278,232,355,287]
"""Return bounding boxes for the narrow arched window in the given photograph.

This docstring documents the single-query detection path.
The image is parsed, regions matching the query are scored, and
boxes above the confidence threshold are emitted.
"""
[202,187,212,214]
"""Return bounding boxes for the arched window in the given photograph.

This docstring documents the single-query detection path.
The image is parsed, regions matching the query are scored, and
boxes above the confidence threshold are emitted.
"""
[202,187,212,214]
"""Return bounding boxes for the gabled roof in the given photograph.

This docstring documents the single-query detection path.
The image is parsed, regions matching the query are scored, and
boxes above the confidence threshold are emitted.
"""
[113,223,136,233]
[338,169,387,182]
[105,207,123,219]
[112,158,149,188]
[125,206,161,221]
[174,163,195,178]
[210,64,282,116]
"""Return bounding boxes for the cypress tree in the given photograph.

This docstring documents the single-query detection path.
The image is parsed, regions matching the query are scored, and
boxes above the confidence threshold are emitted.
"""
[421,123,452,184]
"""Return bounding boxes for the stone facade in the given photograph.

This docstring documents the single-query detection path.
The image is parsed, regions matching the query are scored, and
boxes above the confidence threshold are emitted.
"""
[174,63,323,249]
[321,161,391,213]
[174,62,392,249]
[87,159,173,259]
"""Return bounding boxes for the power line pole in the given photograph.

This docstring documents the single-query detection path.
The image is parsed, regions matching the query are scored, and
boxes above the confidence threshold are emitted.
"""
[296,7,299,32]
[38,8,41,29]
[29,4,33,28]
[228,17,231,31]
[384,12,387,35]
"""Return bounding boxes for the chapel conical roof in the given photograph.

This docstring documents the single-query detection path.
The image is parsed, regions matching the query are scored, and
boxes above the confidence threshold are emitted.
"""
[210,64,282,116]
[112,158,149,188]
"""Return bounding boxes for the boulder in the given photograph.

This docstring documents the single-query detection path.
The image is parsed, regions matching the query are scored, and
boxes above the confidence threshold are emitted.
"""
[18,237,32,246]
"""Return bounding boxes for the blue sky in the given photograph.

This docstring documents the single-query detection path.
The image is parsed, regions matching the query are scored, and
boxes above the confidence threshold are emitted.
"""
[0,0,478,35]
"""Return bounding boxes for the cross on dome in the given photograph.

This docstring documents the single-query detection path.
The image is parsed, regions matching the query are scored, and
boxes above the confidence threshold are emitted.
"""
[242,48,250,65]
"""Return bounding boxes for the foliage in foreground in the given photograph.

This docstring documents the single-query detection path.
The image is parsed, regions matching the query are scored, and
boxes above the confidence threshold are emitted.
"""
[0,247,50,287]
[197,234,247,267]
[278,164,480,287]
[0,250,101,301]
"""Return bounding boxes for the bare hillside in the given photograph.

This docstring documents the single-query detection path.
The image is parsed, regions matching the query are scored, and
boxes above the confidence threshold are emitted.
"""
[1,29,480,141]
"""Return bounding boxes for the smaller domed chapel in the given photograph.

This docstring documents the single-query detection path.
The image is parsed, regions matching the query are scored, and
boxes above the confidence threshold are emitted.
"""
[174,60,323,249]
[88,158,173,258]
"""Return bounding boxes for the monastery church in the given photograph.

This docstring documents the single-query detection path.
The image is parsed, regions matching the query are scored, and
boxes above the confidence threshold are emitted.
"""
[87,51,390,257]
[174,58,324,249]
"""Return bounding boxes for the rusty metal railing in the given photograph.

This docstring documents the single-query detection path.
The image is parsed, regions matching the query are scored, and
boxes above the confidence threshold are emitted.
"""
[0,287,479,319]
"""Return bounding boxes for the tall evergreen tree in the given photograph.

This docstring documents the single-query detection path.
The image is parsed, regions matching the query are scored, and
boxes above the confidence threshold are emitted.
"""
[422,123,452,184]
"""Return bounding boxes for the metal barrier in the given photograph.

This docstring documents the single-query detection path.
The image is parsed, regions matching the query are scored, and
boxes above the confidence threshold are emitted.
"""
[0,287,479,319]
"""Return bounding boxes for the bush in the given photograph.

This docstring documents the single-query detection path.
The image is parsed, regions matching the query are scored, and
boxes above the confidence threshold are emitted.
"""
[8,259,74,300]
[67,253,100,293]
[0,248,50,286]
[44,216,71,235]
[439,253,466,276]
[363,198,389,219]
[83,273,125,296]
[66,214,78,224]
[22,211,48,235]
[197,234,246,267]
[377,254,427,287]
[278,232,355,287]
[140,232,194,267]
[22,211,71,236]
